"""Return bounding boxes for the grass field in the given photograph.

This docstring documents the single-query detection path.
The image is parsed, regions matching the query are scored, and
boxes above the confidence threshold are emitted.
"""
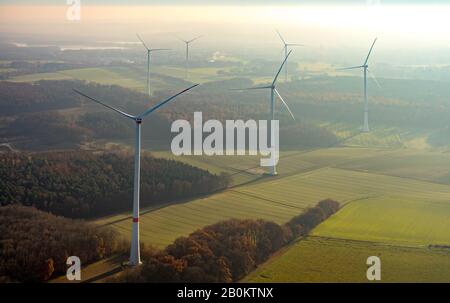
[245,237,450,282]
[96,147,450,251]
[345,128,432,149]
[11,66,148,91]
[150,152,265,186]
[9,65,234,92]
[91,145,450,282]
[246,169,450,282]
[336,149,450,184]
[321,122,432,149]
[151,66,233,84]
[50,255,126,283]
[312,197,450,246]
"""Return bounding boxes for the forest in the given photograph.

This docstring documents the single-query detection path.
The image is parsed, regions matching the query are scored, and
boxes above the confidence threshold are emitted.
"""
[0,80,340,151]
[115,199,340,283]
[0,205,127,282]
[0,151,230,218]
[0,80,149,116]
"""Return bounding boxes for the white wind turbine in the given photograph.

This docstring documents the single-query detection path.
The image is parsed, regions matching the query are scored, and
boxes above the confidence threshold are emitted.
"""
[136,33,170,96]
[73,84,199,266]
[276,29,305,82]
[337,38,379,132]
[178,35,203,80]
[233,51,296,176]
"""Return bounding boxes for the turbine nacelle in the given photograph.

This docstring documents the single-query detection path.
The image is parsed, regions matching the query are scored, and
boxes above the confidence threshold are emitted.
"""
[179,35,204,45]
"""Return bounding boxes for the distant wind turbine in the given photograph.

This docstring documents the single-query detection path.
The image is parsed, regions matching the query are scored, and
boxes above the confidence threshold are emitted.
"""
[137,33,170,96]
[73,84,199,266]
[178,35,203,80]
[337,38,379,132]
[276,29,305,82]
[232,51,295,176]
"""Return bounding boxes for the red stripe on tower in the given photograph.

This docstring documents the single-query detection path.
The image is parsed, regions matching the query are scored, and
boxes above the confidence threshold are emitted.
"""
[132,217,139,223]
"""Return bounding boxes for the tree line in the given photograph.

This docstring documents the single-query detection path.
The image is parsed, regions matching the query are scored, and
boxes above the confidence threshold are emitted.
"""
[0,151,230,218]
[115,199,340,283]
[0,80,149,116]
[0,205,128,282]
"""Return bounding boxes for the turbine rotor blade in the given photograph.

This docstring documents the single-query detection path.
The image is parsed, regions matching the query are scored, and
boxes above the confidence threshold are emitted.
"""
[188,35,204,43]
[230,85,272,91]
[275,29,286,45]
[272,50,292,85]
[136,33,149,50]
[274,88,295,120]
[336,65,365,71]
[174,35,188,43]
[364,37,378,65]
[368,68,381,88]
[73,89,135,120]
[139,84,199,118]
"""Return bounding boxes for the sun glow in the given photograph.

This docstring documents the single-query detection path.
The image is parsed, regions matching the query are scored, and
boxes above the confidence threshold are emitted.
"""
[1,4,450,48]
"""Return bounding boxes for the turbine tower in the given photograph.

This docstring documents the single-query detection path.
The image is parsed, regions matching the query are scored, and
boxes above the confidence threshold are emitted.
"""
[73,84,199,266]
[137,33,170,96]
[337,38,378,132]
[179,35,203,80]
[233,51,295,176]
[276,29,304,82]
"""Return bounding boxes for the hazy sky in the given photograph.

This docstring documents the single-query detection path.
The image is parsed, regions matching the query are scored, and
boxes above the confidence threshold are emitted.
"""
[0,0,448,4]
[2,1,450,62]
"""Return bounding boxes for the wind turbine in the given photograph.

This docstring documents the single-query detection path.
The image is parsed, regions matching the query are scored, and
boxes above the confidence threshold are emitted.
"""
[73,84,199,266]
[179,35,203,80]
[232,51,295,176]
[276,29,304,82]
[337,38,378,132]
[136,33,170,96]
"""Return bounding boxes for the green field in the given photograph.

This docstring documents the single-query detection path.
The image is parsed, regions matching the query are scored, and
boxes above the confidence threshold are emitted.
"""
[97,147,450,254]
[50,255,126,283]
[151,66,233,84]
[312,197,450,246]
[245,237,450,282]
[9,65,234,92]
[11,67,148,91]
[322,122,432,149]
[150,152,266,186]
[337,149,450,184]
[245,165,450,282]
